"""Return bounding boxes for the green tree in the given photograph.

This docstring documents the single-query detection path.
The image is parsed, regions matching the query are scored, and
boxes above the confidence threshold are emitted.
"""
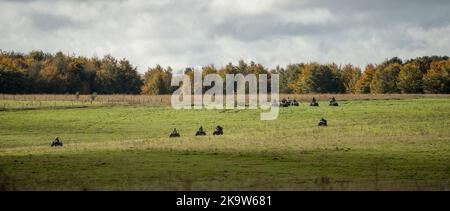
[94,55,142,94]
[397,62,423,93]
[277,63,302,93]
[0,65,26,93]
[116,59,143,94]
[293,63,342,93]
[384,57,403,66]
[236,60,249,75]
[95,55,119,94]
[64,58,85,94]
[370,63,401,93]
[39,52,67,93]
[341,64,361,93]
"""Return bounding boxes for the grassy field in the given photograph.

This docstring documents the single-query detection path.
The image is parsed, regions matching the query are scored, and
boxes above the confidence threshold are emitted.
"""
[1,95,450,190]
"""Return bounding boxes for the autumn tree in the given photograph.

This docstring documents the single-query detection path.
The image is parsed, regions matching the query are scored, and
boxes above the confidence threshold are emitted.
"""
[1,50,449,95]
[422,60,450,93]
[141,65,173,95]
[249,61,268,76]
[341,64,361,93]
[355,64,376,94]
[201,64,219,93]
[405,56,449,73]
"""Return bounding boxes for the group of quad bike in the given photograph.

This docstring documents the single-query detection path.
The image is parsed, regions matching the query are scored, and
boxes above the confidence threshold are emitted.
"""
[168,97,338,139]
[50,126,224,146]
[279,97,338,107]
[50,97,338,146]
[169,126,223,138]
[280,97,339,126]
[278,97,336,127]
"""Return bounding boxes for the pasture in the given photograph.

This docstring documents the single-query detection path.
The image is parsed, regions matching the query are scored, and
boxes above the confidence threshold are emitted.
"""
[0,95,450,190]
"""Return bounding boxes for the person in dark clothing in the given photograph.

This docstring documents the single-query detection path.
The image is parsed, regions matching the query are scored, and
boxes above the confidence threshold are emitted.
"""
[329,97,339,106]
[195,126,206,136]
[280,98,289,107]
[310,97,319,106]
[213,125,224,135]
[51,136,63,147]
[318,118,328,126]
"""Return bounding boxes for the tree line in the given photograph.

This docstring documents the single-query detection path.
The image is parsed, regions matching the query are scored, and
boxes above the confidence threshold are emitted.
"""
[1,50,449,94]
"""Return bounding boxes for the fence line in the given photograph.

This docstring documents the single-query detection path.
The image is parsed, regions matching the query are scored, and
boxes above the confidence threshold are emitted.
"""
[0,94,449,109]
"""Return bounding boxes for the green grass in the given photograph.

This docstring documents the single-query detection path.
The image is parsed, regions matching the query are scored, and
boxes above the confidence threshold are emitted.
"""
[1,98,450,190]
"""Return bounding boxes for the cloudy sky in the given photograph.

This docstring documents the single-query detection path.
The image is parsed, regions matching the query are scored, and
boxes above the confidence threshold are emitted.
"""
[1,0,449,73]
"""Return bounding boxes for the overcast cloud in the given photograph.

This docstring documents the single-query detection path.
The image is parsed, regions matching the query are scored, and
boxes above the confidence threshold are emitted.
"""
[1,0,449,73]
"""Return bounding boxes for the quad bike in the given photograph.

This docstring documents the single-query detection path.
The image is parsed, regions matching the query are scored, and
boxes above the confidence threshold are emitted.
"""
[51,140,63,147]
[329,101,339,107]
[318,119,328,126]
[169,132,180,138]
[195,131,206,136]
[310,102,319,107]
[213,126,224,135]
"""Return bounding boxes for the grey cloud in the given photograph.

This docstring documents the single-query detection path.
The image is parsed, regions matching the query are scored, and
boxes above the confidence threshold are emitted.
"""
[299,0,450,27]
[0,0,449,72]
[207,12,346,42]
[30,13,75,31]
